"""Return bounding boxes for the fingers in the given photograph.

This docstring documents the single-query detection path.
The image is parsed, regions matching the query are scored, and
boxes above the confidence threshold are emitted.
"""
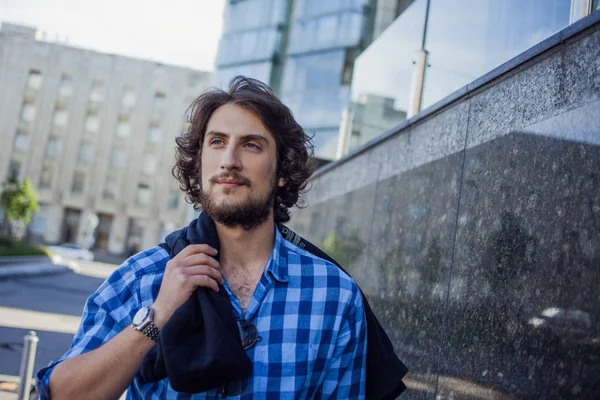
[174,244,218,260]
[174,253,221,270]
[186,274,221,292]
[184,265,224,285]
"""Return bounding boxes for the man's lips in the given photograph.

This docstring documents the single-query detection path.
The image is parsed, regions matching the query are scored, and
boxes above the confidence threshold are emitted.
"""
[216,179,244,188]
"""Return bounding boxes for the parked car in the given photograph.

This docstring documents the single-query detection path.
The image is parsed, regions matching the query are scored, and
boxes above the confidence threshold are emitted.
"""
[47,243,94,261]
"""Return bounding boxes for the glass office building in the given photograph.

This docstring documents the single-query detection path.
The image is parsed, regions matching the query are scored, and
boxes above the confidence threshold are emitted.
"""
[216,0,382,161]
[217,0,597,160]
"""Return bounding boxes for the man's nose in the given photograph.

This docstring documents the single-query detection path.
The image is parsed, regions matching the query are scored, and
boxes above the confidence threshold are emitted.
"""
[219,146,242,171]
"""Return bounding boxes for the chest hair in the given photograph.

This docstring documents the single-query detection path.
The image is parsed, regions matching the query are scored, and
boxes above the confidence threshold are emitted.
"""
[226,268,262,313]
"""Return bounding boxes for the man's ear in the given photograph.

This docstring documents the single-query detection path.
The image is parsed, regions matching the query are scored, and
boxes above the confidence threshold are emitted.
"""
[278,177,287,187]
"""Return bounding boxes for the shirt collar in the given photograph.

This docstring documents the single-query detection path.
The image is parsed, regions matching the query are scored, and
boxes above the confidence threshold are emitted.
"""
[266,226,289,283]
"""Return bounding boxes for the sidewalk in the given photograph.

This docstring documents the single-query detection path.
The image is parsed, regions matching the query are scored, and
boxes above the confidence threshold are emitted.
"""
[0,256,77,279]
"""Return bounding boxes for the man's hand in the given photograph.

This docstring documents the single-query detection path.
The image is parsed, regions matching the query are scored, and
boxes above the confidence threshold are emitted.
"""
[152,244,222,328]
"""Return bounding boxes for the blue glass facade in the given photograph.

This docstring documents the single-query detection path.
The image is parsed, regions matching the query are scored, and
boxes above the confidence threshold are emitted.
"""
[216,0,374,160]
[215,0,288,91]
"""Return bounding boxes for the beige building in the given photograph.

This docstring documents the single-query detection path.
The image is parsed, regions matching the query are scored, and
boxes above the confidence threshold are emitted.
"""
[0,22,210,255]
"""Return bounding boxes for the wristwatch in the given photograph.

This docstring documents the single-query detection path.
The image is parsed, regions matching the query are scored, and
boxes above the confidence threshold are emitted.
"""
[132,306,160,342]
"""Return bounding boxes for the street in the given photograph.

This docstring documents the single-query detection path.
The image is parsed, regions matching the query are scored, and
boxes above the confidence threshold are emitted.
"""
[0,260,119,398]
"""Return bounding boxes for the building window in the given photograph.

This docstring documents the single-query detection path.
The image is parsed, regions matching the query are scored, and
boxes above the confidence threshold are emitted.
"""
[53,108,68,127]
[58,74,73,97]
[103,177,118,200]
[136,183,151,206]
[13,131,29,153]
[45,137,61,158]
[39,166,53,189]
[20,102,36,122]
[153,92,167,112]
[27,70,43,90]
[84,113,99,133]
[77,141,94,164]
[110,147,125,169]
[116,116,131,138]
[89,80,104,102]
[148,125,163,143]
[142,154,158,175]
[71,172,85,193]
[7,161,21,181]
[167,191,179,209]
[121,86,136,107]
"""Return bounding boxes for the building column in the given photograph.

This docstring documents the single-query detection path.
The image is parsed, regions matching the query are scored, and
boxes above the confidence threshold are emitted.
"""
[141,219,161,251]
[108,214,128,255]
[43,205,64,244]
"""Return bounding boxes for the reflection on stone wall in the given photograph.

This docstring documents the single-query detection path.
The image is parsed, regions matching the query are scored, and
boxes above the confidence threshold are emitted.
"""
[288,21,600,400]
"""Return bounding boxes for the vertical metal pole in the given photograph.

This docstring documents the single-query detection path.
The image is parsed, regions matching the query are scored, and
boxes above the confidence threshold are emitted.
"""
[407,0,431,118]
[336,107,352,159]
[17,331,39,400]
[407,49,429,118]
[570,0,594,24]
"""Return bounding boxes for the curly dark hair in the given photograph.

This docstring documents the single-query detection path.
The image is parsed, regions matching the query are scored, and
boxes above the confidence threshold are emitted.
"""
[173,76,315,223]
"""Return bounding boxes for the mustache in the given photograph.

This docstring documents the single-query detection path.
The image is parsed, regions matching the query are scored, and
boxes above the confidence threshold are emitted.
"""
[209,172,252,186]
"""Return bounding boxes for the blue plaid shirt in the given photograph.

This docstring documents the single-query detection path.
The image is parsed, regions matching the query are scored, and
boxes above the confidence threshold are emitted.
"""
[37,227,367,399]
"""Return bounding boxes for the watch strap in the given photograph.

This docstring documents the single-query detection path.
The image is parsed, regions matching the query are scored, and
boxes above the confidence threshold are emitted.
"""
[141,321,160,342]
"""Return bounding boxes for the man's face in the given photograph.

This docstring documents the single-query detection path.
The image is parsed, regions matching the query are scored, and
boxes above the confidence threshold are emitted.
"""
[199,103,285,229]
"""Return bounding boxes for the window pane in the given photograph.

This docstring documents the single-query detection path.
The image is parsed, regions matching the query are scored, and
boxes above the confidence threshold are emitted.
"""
[122,86,136,107]
[136,184,151,206]
[217,27,280,66]
[282,85,350,129]
[7,161,21,181]
[53,109,68,127]
[142,154,158,175]
[421,0,571,110]
[77,141,94,163]
[117,117,131,138]
[283,50,345,92]
[21,103,36,122]
[288,9,364,54]
[85,114,99,132]
[39,166,53,189]
[89,80,104,102]
[153,92,167,112]
[45,137,61,158]
[110,148,125,169]
[58,74,73,97]
[71,172,85,193]
[27,70,43,90]
[148,125,163,143]
[103,177,118,200]
[349,0,426,151]
[13,131,29,153]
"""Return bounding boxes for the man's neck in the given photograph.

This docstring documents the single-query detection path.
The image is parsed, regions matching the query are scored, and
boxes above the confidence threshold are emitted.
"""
[215,215,276,274]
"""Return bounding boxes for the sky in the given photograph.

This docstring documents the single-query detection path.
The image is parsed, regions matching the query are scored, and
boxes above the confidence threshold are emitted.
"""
[0,0,226,71]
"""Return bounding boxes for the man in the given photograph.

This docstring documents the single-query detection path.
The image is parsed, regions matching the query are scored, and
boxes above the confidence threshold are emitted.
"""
[36,76,367,399]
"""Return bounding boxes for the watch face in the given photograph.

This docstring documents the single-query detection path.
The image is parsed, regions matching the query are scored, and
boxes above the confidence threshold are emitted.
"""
[133,307,150,326]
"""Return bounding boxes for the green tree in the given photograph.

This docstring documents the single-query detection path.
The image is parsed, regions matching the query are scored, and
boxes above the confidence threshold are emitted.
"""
[0,176,40,239]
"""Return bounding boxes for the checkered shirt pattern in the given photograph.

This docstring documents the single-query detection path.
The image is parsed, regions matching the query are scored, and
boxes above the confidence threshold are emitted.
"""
[36,227,367,399]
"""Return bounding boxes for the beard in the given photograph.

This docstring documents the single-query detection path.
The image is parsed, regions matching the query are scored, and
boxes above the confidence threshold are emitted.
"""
[199,171,277,230]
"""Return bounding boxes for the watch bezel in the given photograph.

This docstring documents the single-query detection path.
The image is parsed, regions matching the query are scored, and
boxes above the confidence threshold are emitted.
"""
[132,306,152,330]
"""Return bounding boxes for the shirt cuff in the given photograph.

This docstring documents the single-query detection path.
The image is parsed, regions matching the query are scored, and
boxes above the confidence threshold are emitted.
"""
[35,360,61,400]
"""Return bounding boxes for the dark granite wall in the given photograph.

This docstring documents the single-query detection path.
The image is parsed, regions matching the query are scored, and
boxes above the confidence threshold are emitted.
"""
[287,21,600,400]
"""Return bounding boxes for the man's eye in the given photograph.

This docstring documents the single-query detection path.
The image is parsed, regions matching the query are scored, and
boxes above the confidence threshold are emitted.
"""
[245,143,260,150]
[210,139,224,146]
